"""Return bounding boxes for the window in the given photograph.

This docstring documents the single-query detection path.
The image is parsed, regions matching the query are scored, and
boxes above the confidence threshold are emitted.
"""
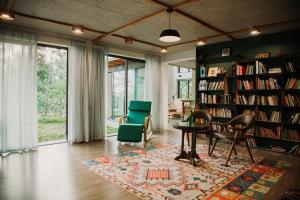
[36,44,68,144]
[107,55,145,119]
[177,67,192,99]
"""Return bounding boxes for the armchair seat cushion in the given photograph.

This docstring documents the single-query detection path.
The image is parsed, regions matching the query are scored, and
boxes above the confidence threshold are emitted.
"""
[117,123,144,142]
[214,132,244,141]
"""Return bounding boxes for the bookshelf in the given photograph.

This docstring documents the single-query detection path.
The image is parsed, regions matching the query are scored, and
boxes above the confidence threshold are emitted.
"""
[196,54,300,155]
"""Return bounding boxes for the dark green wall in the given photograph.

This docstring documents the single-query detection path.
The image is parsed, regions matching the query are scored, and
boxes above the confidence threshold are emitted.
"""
[197,29,300,60]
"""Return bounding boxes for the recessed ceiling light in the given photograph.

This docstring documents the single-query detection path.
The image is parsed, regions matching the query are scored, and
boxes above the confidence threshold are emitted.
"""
[159,8,181,43]
[72,25,84,35]
[160,47,167,53]
[197,40,206,46]
[249,28,261,36]
[0,10,15,20]
[125,37,133,44]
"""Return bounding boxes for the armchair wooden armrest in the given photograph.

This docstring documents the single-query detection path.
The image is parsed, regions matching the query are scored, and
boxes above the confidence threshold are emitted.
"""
[144,114,152,142]
[119,115,128,124]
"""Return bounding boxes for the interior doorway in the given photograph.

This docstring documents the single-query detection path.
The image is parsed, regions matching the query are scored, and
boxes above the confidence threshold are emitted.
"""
[36,44,68,144]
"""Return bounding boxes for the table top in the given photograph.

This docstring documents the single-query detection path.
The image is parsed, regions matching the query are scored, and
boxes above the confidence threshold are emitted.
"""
[172,121,209,131]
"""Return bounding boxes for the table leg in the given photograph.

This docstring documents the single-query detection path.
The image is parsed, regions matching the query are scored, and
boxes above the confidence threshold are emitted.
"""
[188,131,200,166]
[175,130,188,160]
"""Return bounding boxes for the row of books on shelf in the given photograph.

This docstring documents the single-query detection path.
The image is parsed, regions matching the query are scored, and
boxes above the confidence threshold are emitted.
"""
[199,94,223,104]
[237,80,254,90]
[285,62,296,72]
[236,64,254,75]
[207,108,232,118]
[257,111,281,123]
[256,95,279,106]
[288,113,300,124]
[257,78,280,90]
[256,61,282,74]
[284,94,300,106]
[285,78,300,89]
[256,127,282,139]
[236,95,255,105]
[198,80,224,91]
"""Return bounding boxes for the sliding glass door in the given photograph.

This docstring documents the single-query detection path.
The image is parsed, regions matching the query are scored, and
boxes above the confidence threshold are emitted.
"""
[107,55,145,135]
[36,44,68,143]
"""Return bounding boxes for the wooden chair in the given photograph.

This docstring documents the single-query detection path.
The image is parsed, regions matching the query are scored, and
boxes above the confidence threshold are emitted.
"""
[186,110,213,155]
[210,114,255,166]
[118,101,152,143]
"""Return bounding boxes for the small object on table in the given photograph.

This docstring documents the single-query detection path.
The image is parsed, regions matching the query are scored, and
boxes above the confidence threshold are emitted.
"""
[172,121,209,166]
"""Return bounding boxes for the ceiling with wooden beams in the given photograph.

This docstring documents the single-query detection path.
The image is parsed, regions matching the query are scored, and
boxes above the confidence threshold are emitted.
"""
[1,0,300,54]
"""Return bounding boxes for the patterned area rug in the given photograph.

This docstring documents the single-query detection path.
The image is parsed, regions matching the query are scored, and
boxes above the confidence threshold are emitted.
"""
[208,159,291,200]
[83,144,289,200]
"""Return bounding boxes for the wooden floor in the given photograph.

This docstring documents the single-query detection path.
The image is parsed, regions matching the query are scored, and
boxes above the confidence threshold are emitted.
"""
[1,129,300,200]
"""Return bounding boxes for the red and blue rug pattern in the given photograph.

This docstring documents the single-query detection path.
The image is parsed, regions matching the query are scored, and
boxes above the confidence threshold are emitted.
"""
[208,159,291,200]
[83,144,290,200]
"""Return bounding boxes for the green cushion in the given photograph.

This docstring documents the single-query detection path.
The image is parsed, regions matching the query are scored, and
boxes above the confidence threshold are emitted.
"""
[128,101,151,112]
[117,124,144,142]
[127,111,149,124]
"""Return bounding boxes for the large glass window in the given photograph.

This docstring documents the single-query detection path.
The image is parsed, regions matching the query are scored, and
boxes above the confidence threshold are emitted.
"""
[177,67,192,99]
[107,55,145,135]
[36,44,68,144]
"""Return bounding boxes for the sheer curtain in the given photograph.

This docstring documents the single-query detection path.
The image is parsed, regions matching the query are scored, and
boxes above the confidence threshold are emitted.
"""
[144,54,162,131]
[89,45,107,140]
[68,41,89,143]
[0,30,38,155]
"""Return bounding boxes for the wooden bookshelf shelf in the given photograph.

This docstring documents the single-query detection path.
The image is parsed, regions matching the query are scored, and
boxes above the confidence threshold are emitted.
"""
[196,53,300,155]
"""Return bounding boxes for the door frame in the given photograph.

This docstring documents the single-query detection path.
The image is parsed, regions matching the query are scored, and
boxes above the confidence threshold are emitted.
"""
[108,54,145,117]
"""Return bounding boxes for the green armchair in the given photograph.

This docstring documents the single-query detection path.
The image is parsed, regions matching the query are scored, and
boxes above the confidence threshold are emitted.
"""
[117,101,152,143]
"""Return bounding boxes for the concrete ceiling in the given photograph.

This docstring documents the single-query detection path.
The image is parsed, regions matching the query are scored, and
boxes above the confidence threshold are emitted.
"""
[1,0,300,54]
[170,59,195,69]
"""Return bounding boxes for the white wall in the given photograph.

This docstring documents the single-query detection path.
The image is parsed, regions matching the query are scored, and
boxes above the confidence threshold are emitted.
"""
[168,66,178,101]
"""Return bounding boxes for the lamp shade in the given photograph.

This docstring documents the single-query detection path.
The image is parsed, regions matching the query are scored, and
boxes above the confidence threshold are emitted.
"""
[159,28,181,42]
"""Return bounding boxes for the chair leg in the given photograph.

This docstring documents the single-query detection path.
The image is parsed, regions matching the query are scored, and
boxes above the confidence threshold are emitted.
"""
[225,140,236,166]
[186,132,190,146]
[208,134,212,156]
[245,139,255,163]
[210,137,219,155]
[233,146,238,156]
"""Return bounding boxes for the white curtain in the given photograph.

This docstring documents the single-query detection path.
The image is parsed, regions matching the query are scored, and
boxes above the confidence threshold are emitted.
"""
[89,45,107,140]
[68,41,89,143]
[0,30,38,154]
[144,54,161,131]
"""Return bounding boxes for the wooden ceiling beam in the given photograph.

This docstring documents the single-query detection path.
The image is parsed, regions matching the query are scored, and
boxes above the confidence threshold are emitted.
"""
[165,18,300,48]
[175,10,235,40]
[93,9,165,41]
[13,11,163,48]
[93,0,199,41]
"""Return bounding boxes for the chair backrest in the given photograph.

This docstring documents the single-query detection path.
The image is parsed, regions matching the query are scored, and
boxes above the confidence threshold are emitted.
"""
[229,114,254,131]
[127,101,152,124]
[192,110,212,123]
